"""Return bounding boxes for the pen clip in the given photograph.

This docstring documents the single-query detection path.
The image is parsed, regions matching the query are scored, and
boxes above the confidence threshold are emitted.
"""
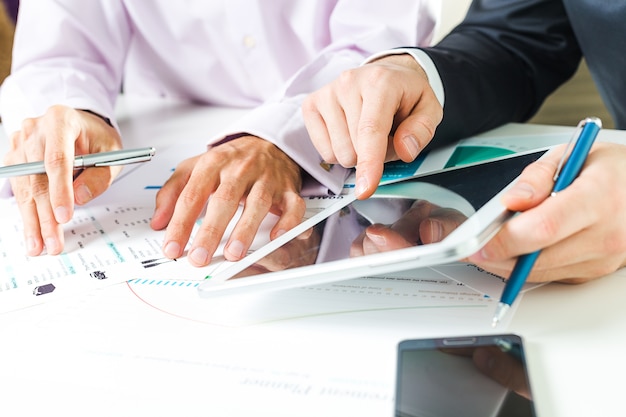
[553,120,584,182]
[553,117,601,182]
[94,154,154,167]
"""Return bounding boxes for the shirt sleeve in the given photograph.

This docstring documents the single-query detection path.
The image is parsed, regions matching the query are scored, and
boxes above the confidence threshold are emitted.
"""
[0,0,440,198]
[207,0,440,196]
[0,0,129,135]
[419,0,581,145]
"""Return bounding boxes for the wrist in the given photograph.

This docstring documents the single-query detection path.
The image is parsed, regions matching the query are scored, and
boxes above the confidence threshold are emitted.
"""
[371,53,426,76]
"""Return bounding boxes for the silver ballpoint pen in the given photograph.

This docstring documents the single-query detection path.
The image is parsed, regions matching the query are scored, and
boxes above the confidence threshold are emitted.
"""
[0,147,156,177]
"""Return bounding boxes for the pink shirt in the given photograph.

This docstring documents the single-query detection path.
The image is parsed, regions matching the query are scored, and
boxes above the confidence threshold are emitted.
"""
[0,0,439,194]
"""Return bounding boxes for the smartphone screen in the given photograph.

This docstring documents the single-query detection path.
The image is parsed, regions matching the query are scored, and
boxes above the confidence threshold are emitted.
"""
[395,334,536,417]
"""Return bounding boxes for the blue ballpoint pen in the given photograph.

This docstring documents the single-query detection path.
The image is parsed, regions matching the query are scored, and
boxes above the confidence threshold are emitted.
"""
[491,117,602,327]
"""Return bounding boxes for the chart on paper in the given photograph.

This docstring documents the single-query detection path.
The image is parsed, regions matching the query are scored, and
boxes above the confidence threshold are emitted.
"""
[0,201,174,313]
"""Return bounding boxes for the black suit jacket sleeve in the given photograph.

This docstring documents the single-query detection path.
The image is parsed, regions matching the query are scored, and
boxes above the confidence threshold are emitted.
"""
[418,0,582,146]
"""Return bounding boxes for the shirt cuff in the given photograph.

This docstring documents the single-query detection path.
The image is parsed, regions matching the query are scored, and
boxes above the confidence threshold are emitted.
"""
[362,48,445,108]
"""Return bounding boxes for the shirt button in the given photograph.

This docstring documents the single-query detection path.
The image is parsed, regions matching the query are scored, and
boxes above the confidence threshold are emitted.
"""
[243,35,256,49]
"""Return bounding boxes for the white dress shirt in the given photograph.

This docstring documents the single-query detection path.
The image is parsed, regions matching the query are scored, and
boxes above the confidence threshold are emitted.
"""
[0,0,439,195]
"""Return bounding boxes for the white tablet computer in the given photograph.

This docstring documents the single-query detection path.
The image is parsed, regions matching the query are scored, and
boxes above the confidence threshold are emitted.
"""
[198,147,551,298]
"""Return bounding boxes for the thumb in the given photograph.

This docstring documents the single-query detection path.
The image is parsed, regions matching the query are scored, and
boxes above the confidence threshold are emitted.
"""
[391,84,442,163]
[73,165,122,205]
[502,151,560,212]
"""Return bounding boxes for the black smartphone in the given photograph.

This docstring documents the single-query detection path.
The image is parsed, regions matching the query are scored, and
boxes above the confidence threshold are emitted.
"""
[395,334,536,417]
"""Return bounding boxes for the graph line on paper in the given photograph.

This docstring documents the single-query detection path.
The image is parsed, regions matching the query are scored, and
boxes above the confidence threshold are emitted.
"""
[129,278,200,288]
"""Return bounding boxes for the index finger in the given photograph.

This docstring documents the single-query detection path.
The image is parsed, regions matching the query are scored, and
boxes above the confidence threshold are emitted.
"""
[186,178,244,266]
[43,109,80,224]
[353,89,398,199]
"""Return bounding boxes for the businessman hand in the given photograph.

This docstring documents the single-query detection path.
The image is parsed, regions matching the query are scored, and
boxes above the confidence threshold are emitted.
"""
[350,199,467,257]
[302,53,442,199]
[468,142,626,283]
[151,135,306,267]
[4,105,123,256]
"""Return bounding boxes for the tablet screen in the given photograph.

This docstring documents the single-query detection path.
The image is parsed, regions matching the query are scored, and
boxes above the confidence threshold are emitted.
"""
[215,149,547,281]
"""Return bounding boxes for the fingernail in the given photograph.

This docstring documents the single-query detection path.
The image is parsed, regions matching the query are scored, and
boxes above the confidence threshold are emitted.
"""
[44,237,59,254]
[355,176,369,197]
[275,229,287,238]
[26,236,39,255]
[507,182,535,200]
[75,184,93,204]
[226,240,245,259]
[189,247,209,265]
[54,206,71,224]
[163,241,181,258]
[428,219,443,243]
[401,134,420,160]
[366,232,386,246]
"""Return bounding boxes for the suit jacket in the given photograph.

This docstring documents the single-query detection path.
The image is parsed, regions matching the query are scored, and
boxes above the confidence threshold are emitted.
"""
[420,0,626,144]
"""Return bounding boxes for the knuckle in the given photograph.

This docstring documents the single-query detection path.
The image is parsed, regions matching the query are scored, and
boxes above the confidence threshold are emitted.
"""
[179,186,206,209]
[357,118,385,137]
[247,185,273,212]
[337,68,359,87]
[301,93,318,114]
[336,151,357,168]
[413,115,439,139]
[12,185,32,205]
[212,181,237,202]
[46,150,70,169]
[235,216,260,235]
[336,67,384,94]
[47,104,72,118]
[29,180,50,199]
[211,182,243,210]
[531,158,559,178]
[165,217,188,232]
[534,212,560,242]
[197,222,225,243]
[37,212,57,229]
[20,117,37,136]
[361,65,391,84]
[603,231,626,257]
[289,194,307,215]
[3,149,15,165]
